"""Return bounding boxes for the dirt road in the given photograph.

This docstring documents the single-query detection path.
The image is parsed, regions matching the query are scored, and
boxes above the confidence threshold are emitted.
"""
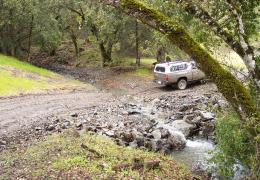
[0,90,112,137]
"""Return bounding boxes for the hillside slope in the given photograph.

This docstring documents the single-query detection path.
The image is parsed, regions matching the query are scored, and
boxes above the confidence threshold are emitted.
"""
[0,55,91,97]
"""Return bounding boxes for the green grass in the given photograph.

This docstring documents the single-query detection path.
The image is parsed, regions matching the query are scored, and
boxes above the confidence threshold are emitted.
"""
[0,131,193,179]
[0,70,49,96]
[0,54,91,97]
[134,68,153,78]
[0,54,55,77]
[127,57,156,67]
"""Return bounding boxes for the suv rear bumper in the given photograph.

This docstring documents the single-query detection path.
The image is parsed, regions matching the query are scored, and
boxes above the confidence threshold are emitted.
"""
[153,79,171,86]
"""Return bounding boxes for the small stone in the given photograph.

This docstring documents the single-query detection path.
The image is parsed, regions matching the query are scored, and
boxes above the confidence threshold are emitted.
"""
[152,129,161,139]
[129,140,138,148]
[160,129,170,139]
[61,121,70,129]
[85,126,96,132]
[122,131,134,143]
[70,113,78,118]
[191,116,202,124]
[217,100,229,109]
[76,122,83,130]
[199,111,215,121]
[122,111,128,115]
[127,109,141,115]
[46,125,55,131]
[183,114,196,122]
[0,140,7,145]
[105,130,115,137]
[179,104,195,112]
[35,127,42,131]
[136,137,145,147]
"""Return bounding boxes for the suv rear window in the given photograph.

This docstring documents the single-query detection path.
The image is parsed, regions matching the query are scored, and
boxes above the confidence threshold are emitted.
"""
[155,66,165,72]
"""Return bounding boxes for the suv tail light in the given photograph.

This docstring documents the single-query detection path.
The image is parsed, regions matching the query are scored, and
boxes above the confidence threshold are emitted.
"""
[164,74,169,81]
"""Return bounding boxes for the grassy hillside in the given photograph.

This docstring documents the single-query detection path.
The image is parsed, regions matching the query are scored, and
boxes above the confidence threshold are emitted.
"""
[0,55,91,97]
[0,131,193,179]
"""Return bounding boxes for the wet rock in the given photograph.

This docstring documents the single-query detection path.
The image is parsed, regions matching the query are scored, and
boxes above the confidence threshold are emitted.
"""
[199,111,215,121]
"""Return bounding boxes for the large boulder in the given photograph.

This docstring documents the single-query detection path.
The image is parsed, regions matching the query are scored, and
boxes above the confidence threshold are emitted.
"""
[169,120,196,137]
[167,131,187,150]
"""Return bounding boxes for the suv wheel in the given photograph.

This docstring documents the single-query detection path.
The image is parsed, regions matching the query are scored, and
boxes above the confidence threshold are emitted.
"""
[177,79,187,90]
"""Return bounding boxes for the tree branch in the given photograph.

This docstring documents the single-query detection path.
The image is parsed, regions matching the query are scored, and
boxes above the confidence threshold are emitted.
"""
[99,0,259,121]
[176,0,260,87]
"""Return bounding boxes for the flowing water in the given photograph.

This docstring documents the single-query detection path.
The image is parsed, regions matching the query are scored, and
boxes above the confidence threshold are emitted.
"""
[172,138,215,171]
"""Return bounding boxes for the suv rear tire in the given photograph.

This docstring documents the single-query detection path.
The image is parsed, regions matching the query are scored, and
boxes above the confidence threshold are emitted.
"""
[177,78,187,90]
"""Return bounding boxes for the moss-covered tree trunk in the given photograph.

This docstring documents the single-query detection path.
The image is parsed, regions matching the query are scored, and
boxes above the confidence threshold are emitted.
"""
[100,0,259,122]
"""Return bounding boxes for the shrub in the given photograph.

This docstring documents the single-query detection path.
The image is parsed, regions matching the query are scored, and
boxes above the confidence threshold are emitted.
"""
[210,112,255,178]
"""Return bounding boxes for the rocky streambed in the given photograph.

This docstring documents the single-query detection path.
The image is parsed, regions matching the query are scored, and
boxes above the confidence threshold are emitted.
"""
[0,84,230,177]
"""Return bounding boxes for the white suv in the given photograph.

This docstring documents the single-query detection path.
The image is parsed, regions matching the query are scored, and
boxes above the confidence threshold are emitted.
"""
[154,61,206,90]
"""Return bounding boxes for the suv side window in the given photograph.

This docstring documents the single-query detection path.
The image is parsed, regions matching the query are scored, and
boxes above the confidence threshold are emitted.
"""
[170,64,188,72]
